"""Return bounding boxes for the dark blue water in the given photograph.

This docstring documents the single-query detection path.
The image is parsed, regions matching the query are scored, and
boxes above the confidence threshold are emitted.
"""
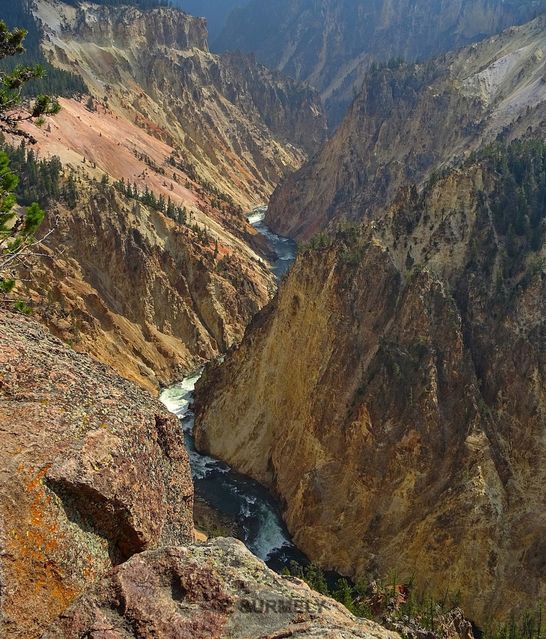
[160,209,305,570]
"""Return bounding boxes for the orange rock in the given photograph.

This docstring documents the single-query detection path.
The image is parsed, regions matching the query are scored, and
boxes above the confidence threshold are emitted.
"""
[0,312,193,638]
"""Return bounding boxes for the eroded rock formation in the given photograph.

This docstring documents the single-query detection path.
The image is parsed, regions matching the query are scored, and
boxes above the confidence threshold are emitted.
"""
[20,177,275,391]
[42,538,400,639]
[216,0,546,125]
[35,0,326,206]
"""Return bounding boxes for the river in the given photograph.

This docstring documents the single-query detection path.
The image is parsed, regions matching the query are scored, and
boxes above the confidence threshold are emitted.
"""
[160,206,303,571]
[247,205,296,279]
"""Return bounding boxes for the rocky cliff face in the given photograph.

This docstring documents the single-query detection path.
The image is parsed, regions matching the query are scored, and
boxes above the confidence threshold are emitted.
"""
[18,173,274,392]
[219,50,326,157]
[0,311,194,638]
[216,0,546,125]
[194,141,546,626]
[69,2,209,50]
[36,0,326,206]
[9,0,327,391]
[42,538,400,639]
[267,14,546,240]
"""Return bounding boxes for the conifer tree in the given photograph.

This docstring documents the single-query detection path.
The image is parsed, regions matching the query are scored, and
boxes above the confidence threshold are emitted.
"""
[0,20,59,310]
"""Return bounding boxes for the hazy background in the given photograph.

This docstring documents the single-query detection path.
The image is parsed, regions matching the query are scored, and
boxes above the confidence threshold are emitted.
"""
[173,0,248,40]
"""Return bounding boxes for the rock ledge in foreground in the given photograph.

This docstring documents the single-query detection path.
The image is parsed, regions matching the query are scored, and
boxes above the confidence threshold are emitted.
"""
[0,311,193,638]
[42,538,399,639]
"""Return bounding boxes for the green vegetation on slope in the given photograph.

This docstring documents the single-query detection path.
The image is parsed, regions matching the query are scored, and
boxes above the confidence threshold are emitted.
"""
[0,18,62,312]
[302,139,546,275]
[286,562,545,639]
[0,139,78,209]
[470,139,546,260]
[113,177,188,226]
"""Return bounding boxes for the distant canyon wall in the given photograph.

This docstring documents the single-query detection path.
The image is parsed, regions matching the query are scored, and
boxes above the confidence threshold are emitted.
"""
[267,14,546,240]
[217,0,546,125]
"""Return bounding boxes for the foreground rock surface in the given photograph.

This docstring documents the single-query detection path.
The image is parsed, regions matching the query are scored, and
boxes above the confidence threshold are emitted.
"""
[42,538,399,639]
[0,312,193,638]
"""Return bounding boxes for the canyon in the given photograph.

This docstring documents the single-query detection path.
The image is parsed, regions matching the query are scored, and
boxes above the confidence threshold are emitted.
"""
[1,0,546,636]
[9,0,326,390]
[194,140,546,626]
[216,0,546,125]
[267,13,546,240]
[34,0,326,199]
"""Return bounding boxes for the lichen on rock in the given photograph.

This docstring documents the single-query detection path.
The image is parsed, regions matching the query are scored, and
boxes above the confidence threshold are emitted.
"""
[0,311,193,639]
[42,538,400,639]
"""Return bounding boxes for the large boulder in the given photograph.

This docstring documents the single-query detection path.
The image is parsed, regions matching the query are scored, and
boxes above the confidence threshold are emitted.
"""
[0,312,194,638]
[42,538,399,639]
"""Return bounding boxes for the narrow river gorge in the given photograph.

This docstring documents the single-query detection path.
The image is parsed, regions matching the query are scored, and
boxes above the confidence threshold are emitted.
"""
[160,206,304,572]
